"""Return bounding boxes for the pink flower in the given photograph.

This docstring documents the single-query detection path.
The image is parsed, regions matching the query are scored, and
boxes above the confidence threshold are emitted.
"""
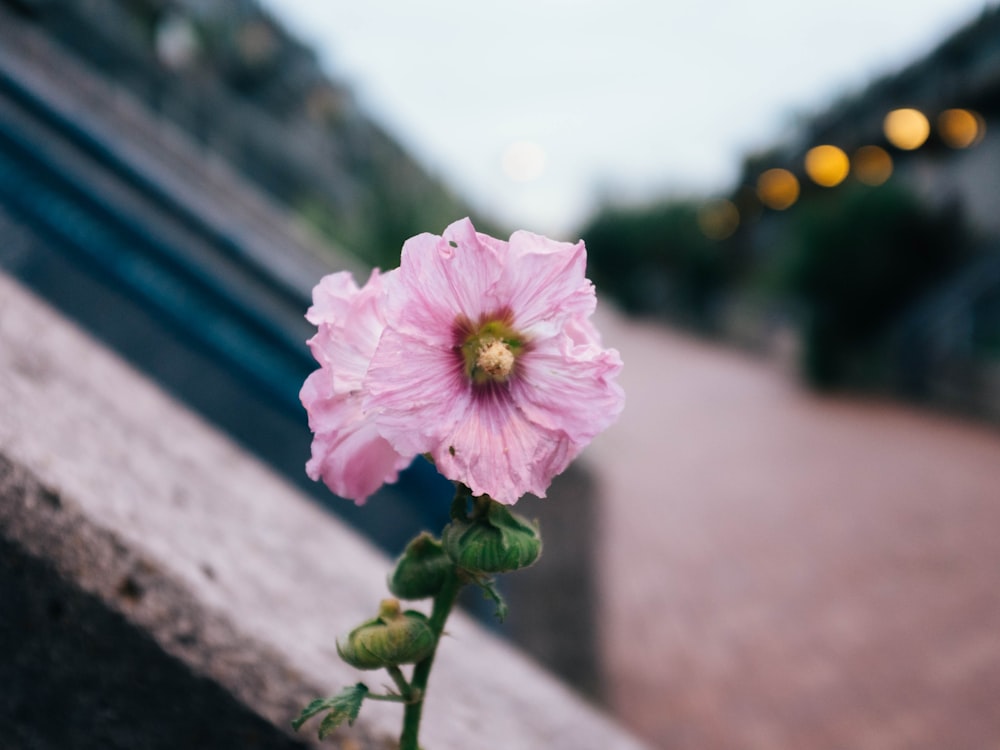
[364,218,624,504]
[300,269,414,504]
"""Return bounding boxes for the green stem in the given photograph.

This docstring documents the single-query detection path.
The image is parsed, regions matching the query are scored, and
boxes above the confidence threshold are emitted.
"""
[385,665,416,703]
[399,566,463,750]
[365,692,411,704]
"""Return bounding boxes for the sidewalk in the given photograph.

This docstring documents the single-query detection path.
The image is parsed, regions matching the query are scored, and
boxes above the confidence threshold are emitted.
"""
[587,307,1000,750]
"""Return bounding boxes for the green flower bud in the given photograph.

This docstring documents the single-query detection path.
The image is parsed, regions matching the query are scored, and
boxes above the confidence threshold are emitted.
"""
[442,497,542,575]
[336,599,435,670]
[388,532,453,600]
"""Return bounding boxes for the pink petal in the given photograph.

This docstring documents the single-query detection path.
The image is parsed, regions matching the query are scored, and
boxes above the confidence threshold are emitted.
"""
[365,327,468,456]
[512,323,625,446]
[383,218,506,342]
[305,271,359,325]
[366,327,604,503]
[433,392,576,504]
[367,338,573,504]
[501,231,596,334]
[303,393,411,503]
[300,268,414,504]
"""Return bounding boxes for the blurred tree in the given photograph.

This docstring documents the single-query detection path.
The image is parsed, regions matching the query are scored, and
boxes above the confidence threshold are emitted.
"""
[781,184,968,388]
[33,0,475,271]
[580,199,731,329]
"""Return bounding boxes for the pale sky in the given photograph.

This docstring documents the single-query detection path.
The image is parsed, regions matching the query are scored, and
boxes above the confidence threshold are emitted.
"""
[262,1,991,236]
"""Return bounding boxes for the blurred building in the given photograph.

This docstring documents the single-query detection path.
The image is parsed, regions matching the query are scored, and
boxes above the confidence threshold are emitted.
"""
[0,0,466,550]
[5,0,473,268]
[731,5,1000,418]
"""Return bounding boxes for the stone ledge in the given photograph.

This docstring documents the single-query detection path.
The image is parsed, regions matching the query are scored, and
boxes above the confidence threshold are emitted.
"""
[0,459,321,750]
[0,270,648,749]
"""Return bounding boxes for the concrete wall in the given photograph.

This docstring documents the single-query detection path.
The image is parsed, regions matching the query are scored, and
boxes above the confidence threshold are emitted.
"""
[0,270,648,750]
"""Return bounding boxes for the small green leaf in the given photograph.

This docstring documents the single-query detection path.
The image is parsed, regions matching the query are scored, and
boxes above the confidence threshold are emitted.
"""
[317,709,343,740]
[476,577,509,622]
[291,698,329,731]
[292,683,369,737]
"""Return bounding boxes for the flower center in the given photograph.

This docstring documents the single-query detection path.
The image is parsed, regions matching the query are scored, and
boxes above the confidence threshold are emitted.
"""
[476,338,515,380]
[455,313,526,386]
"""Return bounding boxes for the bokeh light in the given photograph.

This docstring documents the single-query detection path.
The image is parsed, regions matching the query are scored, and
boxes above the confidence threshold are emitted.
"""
[756,168,800,210]
[883,108,930,150]
[852,145,893,186]
[938,108,985,148]
[501,140,547,182]
[804,145,850,187]
[697,199,740,240]
[155,13,199,69]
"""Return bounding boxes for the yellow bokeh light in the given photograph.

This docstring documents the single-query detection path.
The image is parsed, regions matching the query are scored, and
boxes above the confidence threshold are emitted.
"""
[697,199,740,240]
[883,108,930,150]
[852,145,893,186]
[756,168,799,211]
[804,145,850,187]
[938,108,984,148]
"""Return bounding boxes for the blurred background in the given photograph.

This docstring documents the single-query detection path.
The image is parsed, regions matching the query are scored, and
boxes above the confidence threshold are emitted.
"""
[1,0,999,748]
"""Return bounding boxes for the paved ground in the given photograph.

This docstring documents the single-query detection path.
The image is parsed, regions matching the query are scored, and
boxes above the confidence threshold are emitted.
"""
[586,308,1000,750]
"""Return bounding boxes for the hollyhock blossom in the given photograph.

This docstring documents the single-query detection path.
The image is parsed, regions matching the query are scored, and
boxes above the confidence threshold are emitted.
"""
[300,269,413,504]
[364,218,624,504]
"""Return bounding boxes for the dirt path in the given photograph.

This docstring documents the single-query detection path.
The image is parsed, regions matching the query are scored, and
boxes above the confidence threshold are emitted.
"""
[586,308,1000,750]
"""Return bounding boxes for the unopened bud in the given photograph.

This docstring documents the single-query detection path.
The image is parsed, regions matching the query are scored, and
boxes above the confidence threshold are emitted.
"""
[388,532,453,600]
[442,497,541,575]
[336,598,435,670]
